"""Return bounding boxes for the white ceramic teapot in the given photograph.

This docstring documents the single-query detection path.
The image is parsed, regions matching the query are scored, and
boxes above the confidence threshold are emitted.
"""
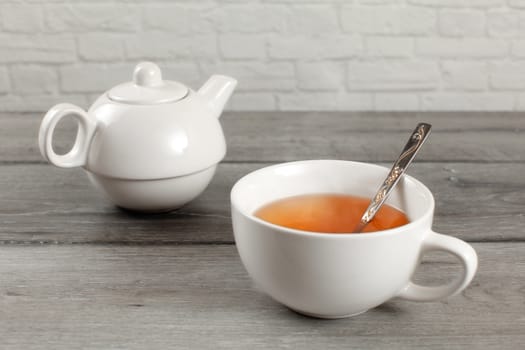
[38,62,237,212]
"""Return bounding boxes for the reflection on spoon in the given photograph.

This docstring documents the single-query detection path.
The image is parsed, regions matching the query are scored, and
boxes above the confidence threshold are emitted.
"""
[354,123,432,233]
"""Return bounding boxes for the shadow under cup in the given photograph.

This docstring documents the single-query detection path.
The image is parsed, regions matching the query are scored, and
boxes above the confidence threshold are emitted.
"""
[231,160,478,319]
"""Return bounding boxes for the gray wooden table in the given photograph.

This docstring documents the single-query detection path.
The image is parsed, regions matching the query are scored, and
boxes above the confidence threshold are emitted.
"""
[1,112,524,349]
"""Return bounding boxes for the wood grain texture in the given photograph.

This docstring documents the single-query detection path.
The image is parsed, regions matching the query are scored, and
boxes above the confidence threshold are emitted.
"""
[2,112,523,348]
[0,243,523,350]
[2,112,524,163]
[1,162,523,244]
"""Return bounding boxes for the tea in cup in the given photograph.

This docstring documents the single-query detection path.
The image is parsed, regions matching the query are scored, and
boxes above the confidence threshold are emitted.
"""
[230,160,478,319]
[254,193,410,233]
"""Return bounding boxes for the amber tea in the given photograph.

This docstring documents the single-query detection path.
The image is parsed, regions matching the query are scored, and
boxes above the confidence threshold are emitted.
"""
[254,193,409,234]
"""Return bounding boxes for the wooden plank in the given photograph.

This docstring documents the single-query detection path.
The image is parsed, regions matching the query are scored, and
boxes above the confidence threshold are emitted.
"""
[0,243,523,349]
[2,112,524,163]
[223,112,525,163]
[1,162,523,244]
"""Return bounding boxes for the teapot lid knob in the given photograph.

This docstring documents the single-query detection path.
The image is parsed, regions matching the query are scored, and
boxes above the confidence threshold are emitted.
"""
[133,62,162,87]
[107,61,188,105]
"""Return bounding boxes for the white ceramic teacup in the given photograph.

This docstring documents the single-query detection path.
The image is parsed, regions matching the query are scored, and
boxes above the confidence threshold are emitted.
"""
[231,160,478,319]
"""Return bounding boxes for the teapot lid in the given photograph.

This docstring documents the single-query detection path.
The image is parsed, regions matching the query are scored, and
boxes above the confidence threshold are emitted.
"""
[107,62,188,105]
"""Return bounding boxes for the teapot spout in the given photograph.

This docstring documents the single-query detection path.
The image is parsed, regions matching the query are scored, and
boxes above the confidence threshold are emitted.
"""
[198,75,237,118]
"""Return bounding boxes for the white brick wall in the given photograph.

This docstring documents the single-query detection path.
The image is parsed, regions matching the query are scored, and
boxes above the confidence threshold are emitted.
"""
[0,0,524,111]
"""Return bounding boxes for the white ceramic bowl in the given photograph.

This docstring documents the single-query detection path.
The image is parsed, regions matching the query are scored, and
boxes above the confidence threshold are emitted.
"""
[86,165,217,212]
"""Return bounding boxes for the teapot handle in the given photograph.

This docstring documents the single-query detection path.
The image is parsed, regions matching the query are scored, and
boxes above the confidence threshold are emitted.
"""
[38,103,97,168]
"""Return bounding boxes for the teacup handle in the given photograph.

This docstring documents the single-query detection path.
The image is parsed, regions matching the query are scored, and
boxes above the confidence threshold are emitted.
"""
[397,231,478,302]
[38,103,96,168]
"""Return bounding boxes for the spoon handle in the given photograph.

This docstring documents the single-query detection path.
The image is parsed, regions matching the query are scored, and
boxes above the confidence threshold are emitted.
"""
[355,123,432,233]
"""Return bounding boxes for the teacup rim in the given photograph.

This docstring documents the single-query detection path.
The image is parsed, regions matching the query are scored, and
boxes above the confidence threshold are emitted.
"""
[230,159,435,239]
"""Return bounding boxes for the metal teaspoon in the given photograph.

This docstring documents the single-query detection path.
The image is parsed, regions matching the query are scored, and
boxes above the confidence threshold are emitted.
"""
[354,123,432,233]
